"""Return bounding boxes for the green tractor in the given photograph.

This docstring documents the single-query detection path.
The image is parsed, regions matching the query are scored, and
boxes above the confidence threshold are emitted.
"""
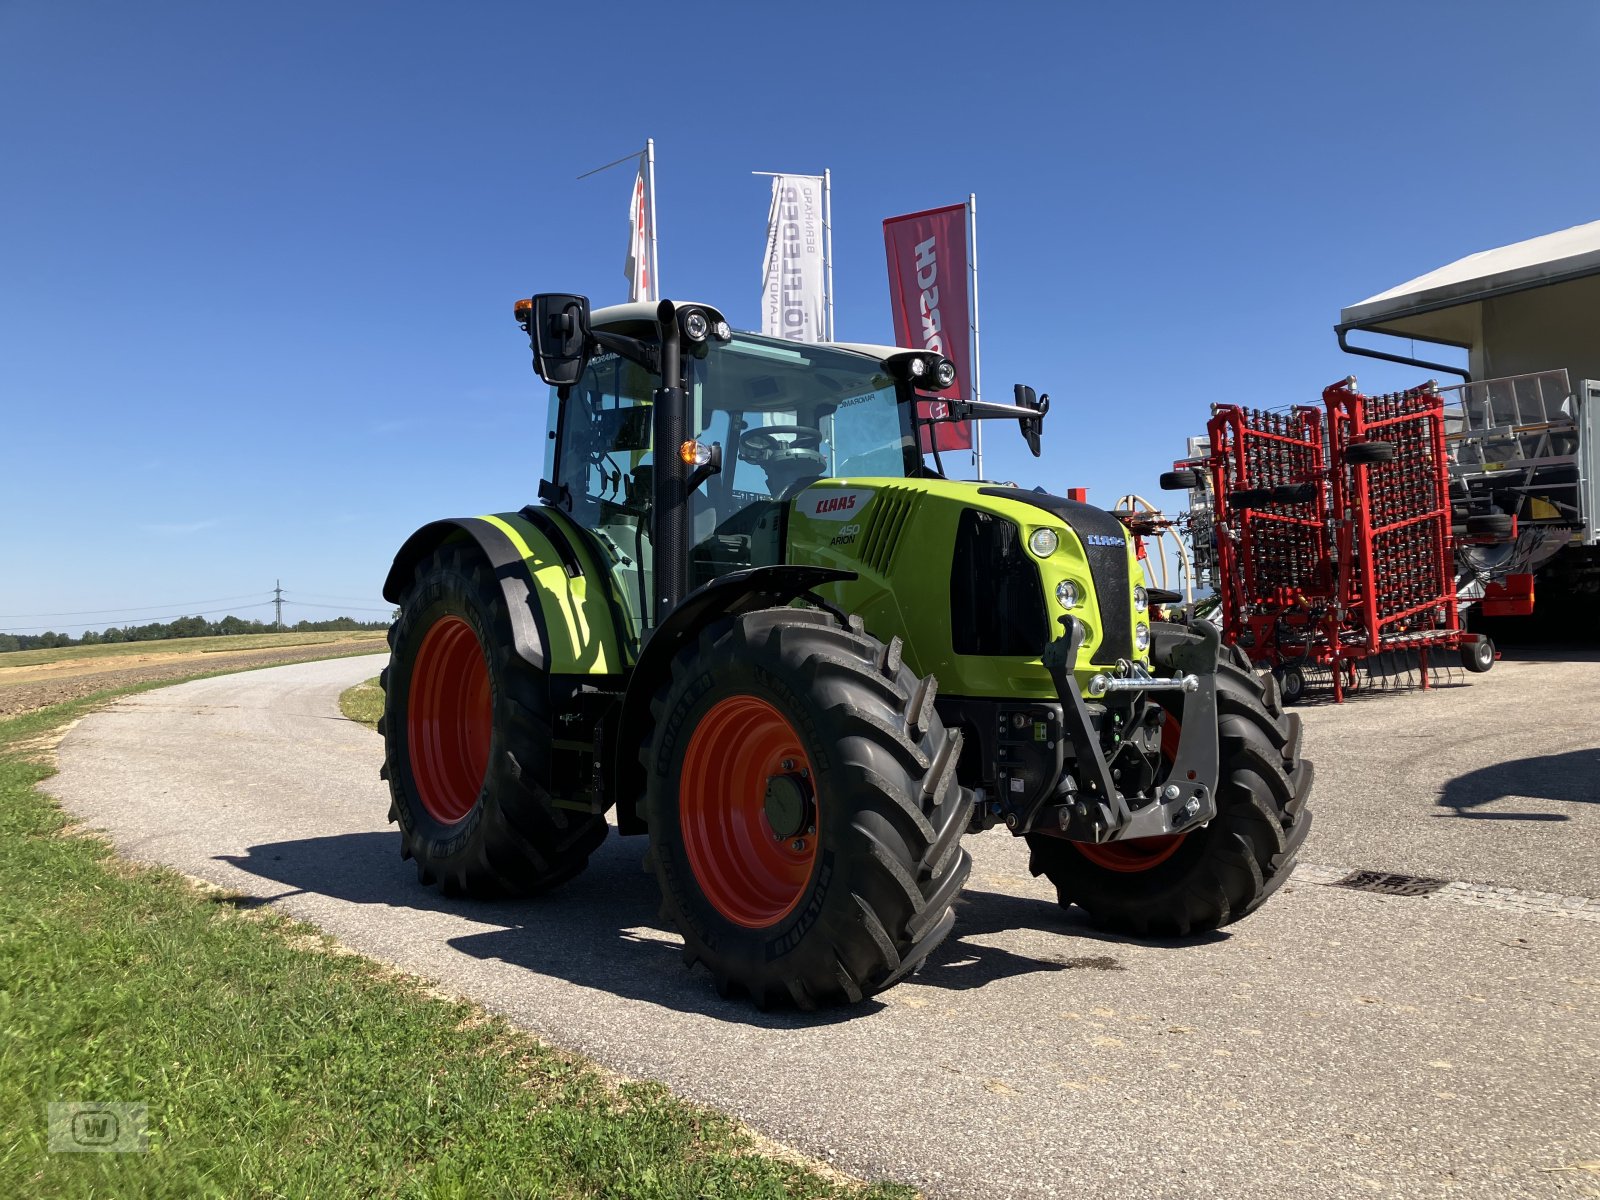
[379,294,1313,1009]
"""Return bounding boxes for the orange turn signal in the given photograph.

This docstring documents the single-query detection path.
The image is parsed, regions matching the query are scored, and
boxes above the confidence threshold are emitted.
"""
[680,440,712,467]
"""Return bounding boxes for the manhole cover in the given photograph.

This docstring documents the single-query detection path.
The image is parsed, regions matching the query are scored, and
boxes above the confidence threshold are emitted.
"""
[1332,870,1449,897]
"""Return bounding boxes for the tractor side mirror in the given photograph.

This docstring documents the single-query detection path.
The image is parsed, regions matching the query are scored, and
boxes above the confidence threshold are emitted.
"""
[1015,384,1050,458]
[529,293,593,387]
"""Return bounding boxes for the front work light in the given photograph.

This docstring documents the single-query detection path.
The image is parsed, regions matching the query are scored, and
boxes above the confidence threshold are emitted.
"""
[933,359,958,389]
[682,310,710,342]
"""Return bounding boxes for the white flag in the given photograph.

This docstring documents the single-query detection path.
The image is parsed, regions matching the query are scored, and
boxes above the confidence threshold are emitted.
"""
[624,158,652,302]
[761,174,826,342]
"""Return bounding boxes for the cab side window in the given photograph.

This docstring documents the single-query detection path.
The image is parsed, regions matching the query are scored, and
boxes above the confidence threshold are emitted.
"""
[544,354,656,643]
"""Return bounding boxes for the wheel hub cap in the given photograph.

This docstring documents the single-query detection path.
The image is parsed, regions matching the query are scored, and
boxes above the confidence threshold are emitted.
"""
[762,773,812,841]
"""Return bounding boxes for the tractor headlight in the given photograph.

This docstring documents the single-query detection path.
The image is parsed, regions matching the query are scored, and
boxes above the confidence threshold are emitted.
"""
[1028,528,1059,558]
[1134,585,1148,613]
[1135,622,1150,652]
[907,356,928,379]
[682,309,710,342]
[713,319,732,341]
[932,358,958,390]
[1056,580,1080,610]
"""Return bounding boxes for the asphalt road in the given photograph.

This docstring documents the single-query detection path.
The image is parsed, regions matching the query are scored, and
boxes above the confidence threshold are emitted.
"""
[45,654,1600,1200]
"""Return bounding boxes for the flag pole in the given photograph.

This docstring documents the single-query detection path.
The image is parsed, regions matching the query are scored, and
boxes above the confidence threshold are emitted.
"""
[645,138,660,301]
[968,192,984,479]
[823,168,835,341]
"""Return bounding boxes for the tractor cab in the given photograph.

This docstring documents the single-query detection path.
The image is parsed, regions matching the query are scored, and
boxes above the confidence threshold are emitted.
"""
[540,306,926,645]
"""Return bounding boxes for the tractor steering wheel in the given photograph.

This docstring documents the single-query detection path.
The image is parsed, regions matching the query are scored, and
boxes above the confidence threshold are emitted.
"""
[737,424,825,465]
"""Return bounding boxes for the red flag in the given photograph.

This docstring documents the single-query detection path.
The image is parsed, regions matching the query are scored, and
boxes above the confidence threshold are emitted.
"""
[624,159,651,302]
[884,203,972,452]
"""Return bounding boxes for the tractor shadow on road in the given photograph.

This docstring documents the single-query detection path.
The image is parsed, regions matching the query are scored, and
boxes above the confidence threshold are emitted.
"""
[217,829,1223,1025]
[1435,747,1600,821]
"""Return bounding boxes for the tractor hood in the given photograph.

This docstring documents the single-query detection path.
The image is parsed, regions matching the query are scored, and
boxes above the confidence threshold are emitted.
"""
[785,477,1145,701]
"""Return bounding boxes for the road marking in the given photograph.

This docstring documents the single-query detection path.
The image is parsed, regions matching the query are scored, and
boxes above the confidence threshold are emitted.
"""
[1292,862,1600,922]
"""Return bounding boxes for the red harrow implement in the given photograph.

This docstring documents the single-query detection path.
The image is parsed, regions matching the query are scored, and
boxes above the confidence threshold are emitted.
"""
[1196,380,1489,702]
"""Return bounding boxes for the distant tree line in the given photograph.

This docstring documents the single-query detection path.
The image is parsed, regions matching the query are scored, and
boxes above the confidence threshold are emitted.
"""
[0,614,391,653]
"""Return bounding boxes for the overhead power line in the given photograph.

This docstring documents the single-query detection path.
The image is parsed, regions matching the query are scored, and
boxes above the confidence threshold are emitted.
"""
[0,591,266,620]
[286,601,393,614]
[1,602,276,633]
[286,592,387,604]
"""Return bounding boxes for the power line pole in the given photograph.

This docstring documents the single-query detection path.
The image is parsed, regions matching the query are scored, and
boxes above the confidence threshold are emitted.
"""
[274,580,284,630]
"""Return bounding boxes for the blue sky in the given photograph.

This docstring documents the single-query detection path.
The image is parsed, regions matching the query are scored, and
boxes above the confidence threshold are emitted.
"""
[3,2,1597,634]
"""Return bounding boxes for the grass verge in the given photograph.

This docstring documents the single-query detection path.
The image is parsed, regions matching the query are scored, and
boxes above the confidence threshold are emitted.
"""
[0,678,913,1200]
[339,676,384,730]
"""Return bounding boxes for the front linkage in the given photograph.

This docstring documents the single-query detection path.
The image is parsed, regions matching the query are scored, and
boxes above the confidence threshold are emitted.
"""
[1036,614,1221,846]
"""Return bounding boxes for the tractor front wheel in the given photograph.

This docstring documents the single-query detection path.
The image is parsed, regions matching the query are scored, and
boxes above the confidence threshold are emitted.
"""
[642,607,972,1008]
[381,546,608,897]
[1027,638,1313,937]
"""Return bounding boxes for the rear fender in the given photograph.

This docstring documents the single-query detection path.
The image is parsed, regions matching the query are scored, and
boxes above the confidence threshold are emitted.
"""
[610,564,855,835]
[383,510,629,676]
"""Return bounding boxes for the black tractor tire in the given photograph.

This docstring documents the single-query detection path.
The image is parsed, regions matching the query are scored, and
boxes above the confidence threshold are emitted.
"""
[1467,513,1514,537]
[1274,662,1306,705]
[1160,467,1205,491]
[1346,441,1396,465]
[1026,635,1312,938]
[1462,636,1496,673]
[381,545,608,898]
[642,607,972,1009]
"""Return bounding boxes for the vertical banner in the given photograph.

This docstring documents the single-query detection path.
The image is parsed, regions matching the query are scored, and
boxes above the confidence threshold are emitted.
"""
[761,174,826,342]
[624,155,653,302]
[884,203,973,452]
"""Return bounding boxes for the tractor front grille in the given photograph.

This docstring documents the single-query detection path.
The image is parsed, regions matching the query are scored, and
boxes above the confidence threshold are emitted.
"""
[950,509,1050,656]
[979,488,1134,664]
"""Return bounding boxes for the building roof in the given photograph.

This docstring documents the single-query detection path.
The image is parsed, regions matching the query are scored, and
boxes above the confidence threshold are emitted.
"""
[1339,219,1600,343]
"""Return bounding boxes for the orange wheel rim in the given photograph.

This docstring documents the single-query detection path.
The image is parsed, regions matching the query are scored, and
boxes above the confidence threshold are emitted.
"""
[407,615,491,824]
[1075,711,1189,872]
[679,694,819,928]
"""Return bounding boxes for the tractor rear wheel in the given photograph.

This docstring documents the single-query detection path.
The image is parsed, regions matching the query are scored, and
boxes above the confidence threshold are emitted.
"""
[381,546,608,898]
[1027,636,1312,937]
[642,607,972,1008]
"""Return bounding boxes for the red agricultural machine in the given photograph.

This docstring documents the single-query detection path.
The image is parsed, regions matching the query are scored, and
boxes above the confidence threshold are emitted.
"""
[1162,379,1501,703]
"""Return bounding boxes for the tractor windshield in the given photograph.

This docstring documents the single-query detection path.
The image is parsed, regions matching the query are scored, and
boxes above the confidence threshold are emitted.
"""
[686,334,917,586]
[691,334,916,494]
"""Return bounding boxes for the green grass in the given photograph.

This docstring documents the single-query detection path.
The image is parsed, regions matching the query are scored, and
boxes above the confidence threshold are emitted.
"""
[0,630,388,670]
[339,676,384,730]
[0,682,913,1200]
